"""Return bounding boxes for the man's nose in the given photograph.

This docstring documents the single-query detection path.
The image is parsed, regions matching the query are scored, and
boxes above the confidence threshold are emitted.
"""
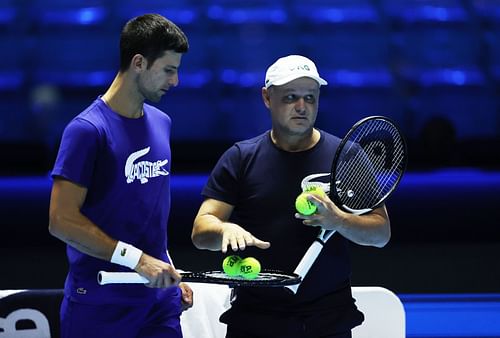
[169,74,179,87]
[295,98,306,113]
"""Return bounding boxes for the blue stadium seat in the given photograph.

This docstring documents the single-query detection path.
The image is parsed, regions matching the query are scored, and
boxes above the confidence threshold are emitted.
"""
[290,0,391,89]
[177,34,213,89]
[0,35,26,91]
[212,29,299,88]
[206,0,287,25]
[407,86,498,140]
[112,1,211,89]
[382,0,484,87]
[299,28,394,88]
[209,30,288,137]
[0,96,28,141]
[206,0,291,89]
[380,0,497,140]
[29,0,109,30]
[112,0,203,29]
[290,0,380,26]
[391,27,485,87]
[156,87,223,141]
[485,29,500,85]
[381,0,470,26]
[0,0,19,28]
[33,33,117,88]
[0,1,28,140]
[471,0,500,28]
[216,87,270,140]
[316,87,407,137]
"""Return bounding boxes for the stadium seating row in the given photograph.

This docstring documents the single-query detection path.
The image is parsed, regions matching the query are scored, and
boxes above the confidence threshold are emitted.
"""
[0,0,498,154]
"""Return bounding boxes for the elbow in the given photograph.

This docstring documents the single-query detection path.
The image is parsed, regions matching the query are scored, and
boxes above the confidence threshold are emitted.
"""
[191,218,220,251]
[191,221,204,249]
[191,232,202,249]
[191,232,212,250]
[48,209,65,239]
[191,228,212,250]
[191,238,205,250]
[374,234,390,248]
[374,224,391,248]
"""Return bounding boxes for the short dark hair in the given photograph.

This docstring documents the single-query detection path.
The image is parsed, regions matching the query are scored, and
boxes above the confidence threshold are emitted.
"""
[119,13,189,72]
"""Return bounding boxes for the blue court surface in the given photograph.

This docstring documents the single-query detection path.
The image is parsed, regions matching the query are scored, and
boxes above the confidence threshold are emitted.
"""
[400,293,500,337]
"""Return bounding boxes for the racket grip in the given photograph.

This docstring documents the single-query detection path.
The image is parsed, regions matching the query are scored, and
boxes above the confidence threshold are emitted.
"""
[97,271,149,285]
[285,240,324,294]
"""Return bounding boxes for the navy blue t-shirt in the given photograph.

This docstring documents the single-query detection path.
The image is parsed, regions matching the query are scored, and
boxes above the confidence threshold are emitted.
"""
[203,130,353,309]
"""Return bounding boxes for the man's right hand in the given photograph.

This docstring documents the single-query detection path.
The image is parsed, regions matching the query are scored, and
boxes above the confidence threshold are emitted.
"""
[220,222,271,253]
[134,253,181,288]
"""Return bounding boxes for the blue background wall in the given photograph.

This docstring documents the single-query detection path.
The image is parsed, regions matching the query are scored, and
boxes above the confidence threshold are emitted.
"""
[1,1,500,336]
[0,0,499,174]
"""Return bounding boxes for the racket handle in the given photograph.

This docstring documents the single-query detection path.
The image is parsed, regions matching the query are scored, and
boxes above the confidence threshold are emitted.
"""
[285,240,324,294]
[97,271,148,285]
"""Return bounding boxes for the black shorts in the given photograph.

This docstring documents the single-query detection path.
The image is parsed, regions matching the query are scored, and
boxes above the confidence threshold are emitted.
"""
[221,289,364,338]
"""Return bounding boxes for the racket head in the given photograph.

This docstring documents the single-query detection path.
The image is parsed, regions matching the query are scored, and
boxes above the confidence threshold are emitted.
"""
[181,269,301,287]
[330,116,407,214]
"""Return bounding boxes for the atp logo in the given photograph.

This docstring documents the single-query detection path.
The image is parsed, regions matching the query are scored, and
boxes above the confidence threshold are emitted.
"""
[289,64,311,72]
[125,146,169,184]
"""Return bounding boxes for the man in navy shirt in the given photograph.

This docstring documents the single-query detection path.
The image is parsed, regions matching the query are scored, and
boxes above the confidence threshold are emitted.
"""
[49,14,193,338]
[192,55,391,338]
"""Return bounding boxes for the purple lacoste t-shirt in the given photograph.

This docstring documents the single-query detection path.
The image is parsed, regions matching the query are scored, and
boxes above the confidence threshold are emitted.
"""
[52,98,174,304]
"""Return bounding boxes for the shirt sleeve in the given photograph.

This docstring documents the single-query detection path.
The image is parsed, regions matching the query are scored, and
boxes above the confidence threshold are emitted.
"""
[202,144,241,205]
[51,118,100,187]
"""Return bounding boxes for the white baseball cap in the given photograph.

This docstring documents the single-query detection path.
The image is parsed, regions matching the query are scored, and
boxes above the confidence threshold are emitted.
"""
[264,55,328,89]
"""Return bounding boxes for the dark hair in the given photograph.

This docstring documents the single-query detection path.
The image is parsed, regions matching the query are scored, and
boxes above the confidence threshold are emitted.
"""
[119,13,189,72]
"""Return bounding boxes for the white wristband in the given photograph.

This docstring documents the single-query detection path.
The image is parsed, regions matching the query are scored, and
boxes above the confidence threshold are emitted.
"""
[111,241,143,270]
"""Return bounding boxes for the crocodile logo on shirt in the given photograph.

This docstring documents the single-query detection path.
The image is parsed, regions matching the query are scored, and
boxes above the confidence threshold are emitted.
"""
[125,146,169,184]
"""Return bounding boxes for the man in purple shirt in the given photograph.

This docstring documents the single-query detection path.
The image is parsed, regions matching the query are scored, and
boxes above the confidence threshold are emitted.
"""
[49,14,193,338]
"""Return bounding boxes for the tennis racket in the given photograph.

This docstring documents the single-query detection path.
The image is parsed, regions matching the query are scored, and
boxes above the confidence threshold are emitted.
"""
[287,116,407,293]
[98,269,301,287]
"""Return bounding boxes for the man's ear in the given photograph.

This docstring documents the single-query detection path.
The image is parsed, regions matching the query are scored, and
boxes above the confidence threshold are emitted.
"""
[130,54,147,73]
[262,87,271,109]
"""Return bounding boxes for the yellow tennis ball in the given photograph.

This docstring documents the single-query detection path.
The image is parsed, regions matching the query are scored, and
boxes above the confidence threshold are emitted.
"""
[222,255,242,276]
[239,257,261,279]
[295,186,326,215]
[295,193,317,215]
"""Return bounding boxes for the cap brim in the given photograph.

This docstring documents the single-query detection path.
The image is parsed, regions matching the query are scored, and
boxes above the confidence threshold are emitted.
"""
[266,74,328,88]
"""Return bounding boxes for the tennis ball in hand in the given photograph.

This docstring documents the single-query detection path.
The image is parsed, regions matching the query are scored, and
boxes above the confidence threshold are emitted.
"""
[222,255,242,276]
[239,257,261,279]
[295,193,317,215]
[295,186,326,215]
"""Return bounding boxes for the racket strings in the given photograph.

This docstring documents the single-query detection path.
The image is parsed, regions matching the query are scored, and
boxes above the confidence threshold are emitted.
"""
[361,125,405,200]
[183,270,301,286]
[335,119,405,210]
[353,127,404,206]
[357,125,404,205]
[336,130,381,208]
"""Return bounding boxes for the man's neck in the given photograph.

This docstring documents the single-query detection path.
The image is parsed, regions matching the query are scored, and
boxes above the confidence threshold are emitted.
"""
[270,128,320,152]
[102,73,144,119]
